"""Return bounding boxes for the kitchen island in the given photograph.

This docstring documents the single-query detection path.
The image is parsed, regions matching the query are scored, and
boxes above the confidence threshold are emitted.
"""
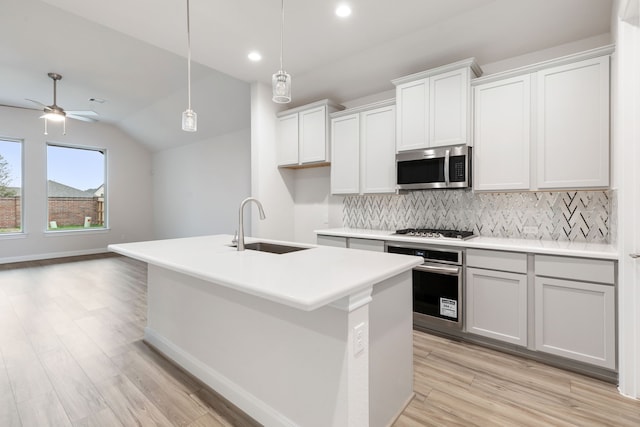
[108,235,422,427]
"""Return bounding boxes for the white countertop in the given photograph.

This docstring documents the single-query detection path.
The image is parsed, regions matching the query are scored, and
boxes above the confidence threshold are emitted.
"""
[315,228,619,260]
[108,235,422,311]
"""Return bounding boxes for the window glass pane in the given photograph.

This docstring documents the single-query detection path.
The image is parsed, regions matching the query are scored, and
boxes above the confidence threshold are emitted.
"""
[0,139,22,234]
[47,144,106,231]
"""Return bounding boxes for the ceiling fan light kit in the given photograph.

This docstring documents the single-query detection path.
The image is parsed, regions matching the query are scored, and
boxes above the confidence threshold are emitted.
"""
[272,0,291,104]
[182,0,197,132]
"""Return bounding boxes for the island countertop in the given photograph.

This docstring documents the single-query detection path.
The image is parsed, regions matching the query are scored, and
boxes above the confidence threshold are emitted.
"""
[108,234,422,311]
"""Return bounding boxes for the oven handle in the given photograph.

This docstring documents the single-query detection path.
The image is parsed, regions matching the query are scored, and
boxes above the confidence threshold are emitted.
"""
[414,263,460,276]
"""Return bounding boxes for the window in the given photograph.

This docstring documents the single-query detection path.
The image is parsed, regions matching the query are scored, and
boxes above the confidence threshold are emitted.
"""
[47,144,106,231]
[0,139,22,234]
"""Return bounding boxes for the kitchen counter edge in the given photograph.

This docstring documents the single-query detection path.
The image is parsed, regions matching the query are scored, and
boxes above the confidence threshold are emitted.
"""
[314,228,619,260]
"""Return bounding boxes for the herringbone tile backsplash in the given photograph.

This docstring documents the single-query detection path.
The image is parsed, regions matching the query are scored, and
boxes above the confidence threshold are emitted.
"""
[343,190,611,242]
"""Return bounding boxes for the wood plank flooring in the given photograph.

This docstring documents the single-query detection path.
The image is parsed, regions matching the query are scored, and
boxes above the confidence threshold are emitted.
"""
[0,254,638,426]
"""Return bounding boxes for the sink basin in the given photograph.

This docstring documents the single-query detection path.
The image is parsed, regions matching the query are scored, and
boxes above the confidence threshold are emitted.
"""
[244,242,309,254]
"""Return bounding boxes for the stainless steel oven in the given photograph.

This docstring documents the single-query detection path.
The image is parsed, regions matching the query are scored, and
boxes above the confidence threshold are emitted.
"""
[386,242,463,330]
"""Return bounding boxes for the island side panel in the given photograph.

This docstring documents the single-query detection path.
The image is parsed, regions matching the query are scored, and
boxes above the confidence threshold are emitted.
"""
[369,270,414,427]
[145,264,350,427]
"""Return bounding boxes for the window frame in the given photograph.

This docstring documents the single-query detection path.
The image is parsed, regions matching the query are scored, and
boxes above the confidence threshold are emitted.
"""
[45,142,108,234]
[0,137,24,237]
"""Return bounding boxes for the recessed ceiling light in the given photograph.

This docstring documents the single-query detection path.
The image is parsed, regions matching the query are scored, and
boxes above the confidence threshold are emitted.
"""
[335,4,351,18]
[248,51,262,62]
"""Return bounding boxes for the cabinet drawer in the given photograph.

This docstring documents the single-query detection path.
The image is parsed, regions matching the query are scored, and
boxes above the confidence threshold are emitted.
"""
[316,235,347,248]
[467,249,527,274]
[535,255,615,285]
[348,238,385,252]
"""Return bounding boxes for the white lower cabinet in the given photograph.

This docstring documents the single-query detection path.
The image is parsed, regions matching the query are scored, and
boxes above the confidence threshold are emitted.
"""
[316,235,347,248]
[534,262,616,370]
[348,238,385,252]
[466,249,528,346]
[316,235,384,252]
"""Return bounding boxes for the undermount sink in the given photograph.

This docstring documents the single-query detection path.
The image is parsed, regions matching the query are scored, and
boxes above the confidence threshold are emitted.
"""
[244,242,310,254]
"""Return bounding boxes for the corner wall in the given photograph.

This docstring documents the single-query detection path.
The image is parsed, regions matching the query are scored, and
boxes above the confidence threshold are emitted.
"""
[0,106,153,263]
[250,82,295,241]
[152,128,251,239]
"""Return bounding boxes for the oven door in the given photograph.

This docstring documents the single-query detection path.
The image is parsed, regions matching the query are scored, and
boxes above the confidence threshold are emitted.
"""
[413,262,463,329]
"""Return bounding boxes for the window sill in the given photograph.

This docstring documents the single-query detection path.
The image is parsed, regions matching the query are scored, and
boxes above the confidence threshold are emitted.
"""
[44,228,111,237]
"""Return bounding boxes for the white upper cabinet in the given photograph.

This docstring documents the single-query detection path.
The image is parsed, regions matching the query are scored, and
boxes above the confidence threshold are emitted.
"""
[393,59,481,152]
[276,99,343,167]
[277,113,299,166]
[395,79,428,151]
[471,45,613,191]
[473,75,531,191]
[536,56,610,189]
[330,113,360,194]
[361,104,396,194]
[330,100,396,195]
[430,67,470,147]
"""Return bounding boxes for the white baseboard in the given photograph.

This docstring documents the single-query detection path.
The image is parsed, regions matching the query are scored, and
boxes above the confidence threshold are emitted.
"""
[144,327,298,427]
[0,248,109,265]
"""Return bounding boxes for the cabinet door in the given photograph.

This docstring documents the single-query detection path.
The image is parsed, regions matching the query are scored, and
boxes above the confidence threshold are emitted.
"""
[299,105,328,164]
[429,67,469,147]
[534,276,615,369]
[331,114,360,194]
[536,56,610,189]
[473,75,531,191]
[466,267,528,346]
[396,79,429,151]
[361,105,396,194]
[277,113,299,166]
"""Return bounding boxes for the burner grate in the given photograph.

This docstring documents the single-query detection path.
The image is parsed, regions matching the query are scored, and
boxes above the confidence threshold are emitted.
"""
[394,228,475,240]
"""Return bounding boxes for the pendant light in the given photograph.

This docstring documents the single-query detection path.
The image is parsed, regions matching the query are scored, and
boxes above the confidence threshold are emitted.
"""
[272,0,291,103]
[182,0,197,132]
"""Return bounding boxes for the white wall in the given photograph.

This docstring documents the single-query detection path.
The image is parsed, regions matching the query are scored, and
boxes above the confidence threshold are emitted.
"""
[0,106,153,263]
[612,0,640,400]
[250,82,295,241]
[152,128,251,239]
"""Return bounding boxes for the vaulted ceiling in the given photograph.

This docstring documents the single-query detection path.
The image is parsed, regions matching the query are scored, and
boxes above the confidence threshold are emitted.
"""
[0,0,613,151]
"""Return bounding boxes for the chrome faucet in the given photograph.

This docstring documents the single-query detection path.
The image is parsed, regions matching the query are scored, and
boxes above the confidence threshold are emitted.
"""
[237,197,266,251]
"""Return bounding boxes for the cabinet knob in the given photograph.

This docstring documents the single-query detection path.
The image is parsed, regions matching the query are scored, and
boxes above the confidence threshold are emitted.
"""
[629,253,640,259]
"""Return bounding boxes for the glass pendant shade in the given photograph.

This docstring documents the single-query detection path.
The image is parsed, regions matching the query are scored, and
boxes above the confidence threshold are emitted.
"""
[272,70,291,104]
[182,109,197,132]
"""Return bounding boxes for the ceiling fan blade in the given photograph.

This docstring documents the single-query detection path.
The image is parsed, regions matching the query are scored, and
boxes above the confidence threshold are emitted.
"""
[67,114,97,122]
[25,98,48,108]
[66,110,98,116]
[0,103,41,112]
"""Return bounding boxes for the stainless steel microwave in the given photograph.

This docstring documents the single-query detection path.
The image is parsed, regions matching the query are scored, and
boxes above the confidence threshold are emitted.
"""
[396,145,471,190]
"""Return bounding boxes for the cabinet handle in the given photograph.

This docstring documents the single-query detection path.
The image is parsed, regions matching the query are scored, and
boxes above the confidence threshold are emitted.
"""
[629,253,640,259]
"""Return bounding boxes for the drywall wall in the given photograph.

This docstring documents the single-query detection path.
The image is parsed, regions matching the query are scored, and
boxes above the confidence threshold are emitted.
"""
[152,128,251,239]
[0,105,153,263]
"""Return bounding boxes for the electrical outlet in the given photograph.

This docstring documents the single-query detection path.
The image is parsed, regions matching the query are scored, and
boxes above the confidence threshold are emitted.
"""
[353,322,366,355]
[523,226,538,234]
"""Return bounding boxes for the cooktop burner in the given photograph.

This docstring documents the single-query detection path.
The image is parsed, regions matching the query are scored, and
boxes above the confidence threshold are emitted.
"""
[394,228,475,240]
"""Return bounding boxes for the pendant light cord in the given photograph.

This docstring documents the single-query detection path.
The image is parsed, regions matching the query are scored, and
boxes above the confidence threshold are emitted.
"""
[279,0,284,71]
[186,0,192,110]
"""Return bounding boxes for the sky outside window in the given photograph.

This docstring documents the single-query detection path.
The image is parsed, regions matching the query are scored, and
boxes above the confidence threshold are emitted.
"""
[47,144,105,191]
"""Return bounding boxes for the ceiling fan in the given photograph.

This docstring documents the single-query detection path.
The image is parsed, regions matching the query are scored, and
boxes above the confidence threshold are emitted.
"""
[26,72,99,135]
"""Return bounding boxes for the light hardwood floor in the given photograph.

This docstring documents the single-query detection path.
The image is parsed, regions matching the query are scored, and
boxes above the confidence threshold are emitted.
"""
[0,254,638,426]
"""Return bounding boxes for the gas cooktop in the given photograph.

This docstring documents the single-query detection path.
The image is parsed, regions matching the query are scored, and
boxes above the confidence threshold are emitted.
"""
[394,228,475,240]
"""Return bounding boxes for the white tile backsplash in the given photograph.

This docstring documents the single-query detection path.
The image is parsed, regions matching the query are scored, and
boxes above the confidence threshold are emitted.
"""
[343,190,610,242]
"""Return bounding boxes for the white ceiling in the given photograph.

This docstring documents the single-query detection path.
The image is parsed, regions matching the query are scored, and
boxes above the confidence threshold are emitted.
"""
[0,0,613,151]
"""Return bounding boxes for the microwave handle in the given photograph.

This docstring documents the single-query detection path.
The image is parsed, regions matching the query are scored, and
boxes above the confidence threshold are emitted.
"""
[444,149,450,185]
